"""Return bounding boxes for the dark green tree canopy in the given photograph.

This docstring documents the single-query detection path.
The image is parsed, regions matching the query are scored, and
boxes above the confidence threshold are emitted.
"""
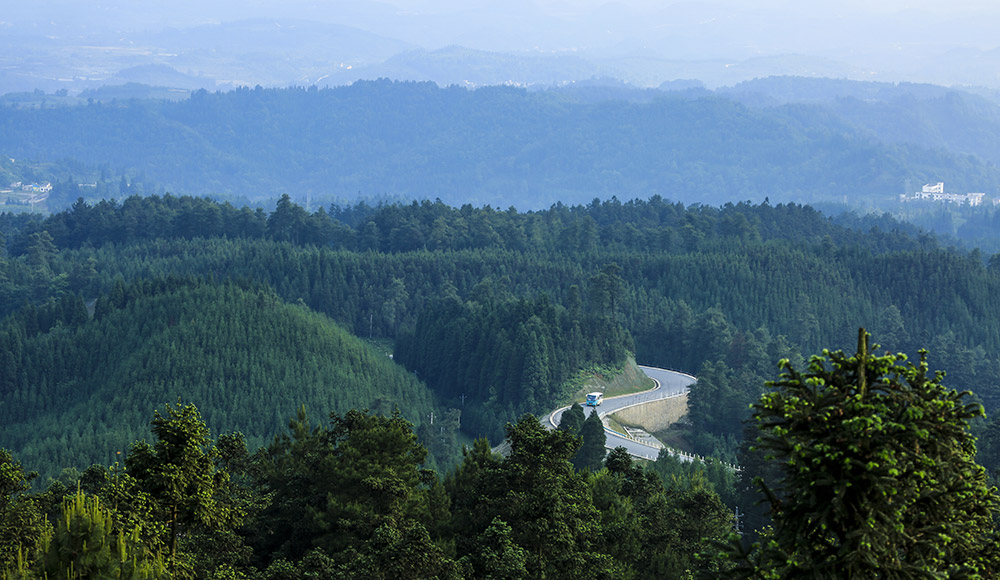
[251,408,439,567]
[573,409,607,472]
[558,403,585,435]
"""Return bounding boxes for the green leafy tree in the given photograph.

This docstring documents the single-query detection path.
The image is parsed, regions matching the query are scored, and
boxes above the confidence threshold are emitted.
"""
[345,517,458,580]
[178,432,258,580]
[459,516,528,580]
[252,408,444,570]
[740,329,1000,579]
[652,471,735,577]
[126,401,235,576]
[448,415,621,580]
[586,469,643,570]
[589,263,624,322]
[605,448,734,578]
[25,231,56,270]
[0,449,43,572]
[267,194,309,244]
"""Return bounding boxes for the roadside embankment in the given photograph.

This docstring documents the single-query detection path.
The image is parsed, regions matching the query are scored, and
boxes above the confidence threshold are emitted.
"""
[610,393,688,433]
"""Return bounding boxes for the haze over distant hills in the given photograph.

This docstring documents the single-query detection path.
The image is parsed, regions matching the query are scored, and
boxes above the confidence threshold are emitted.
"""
[5,78,1000,212]
[5,0,1000,94]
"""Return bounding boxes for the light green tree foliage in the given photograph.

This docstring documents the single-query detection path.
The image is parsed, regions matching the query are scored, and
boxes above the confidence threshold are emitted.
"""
[743,330,999,579]
[5,490,168,580]
[179,432,258,580]
[82,462,169,563]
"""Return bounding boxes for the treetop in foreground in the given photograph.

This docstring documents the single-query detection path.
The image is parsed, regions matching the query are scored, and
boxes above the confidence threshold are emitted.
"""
[739,329,999,579]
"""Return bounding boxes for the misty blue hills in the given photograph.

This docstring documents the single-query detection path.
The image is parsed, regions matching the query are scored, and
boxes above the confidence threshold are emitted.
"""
[4,76,1000,211]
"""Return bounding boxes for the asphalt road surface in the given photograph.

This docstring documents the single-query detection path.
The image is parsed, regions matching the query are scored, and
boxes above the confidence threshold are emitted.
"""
[547,365,696,460]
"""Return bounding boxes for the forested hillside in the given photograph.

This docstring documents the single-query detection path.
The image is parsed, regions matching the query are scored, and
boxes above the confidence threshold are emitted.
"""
[395,285,632,441]
[1,402,744,580]
[3,80,1000,209]
[0,278,439,479]
[3,193,1000,468]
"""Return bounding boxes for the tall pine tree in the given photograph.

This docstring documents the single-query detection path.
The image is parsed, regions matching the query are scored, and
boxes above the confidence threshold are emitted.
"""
[574,409,607,472]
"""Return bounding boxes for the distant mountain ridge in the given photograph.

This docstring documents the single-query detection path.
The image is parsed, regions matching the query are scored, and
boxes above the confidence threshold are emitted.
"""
[3,79,1000,210]
[719,77,1000,167]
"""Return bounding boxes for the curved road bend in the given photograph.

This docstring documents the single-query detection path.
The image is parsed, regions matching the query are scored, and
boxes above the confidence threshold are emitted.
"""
[547,365,696,461]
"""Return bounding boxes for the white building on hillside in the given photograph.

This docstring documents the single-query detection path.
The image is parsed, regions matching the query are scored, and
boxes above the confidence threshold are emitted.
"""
[900,182,984,206]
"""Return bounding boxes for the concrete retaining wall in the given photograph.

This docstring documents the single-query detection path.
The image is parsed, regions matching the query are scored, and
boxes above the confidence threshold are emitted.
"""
[610,394,688,432]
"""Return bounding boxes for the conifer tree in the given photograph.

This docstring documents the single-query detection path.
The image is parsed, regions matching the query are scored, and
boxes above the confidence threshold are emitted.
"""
[573,409,607,472]
[252,408,440,568]
[742,329,1000,579]
[460,517,528,580]
[448,415,618,580]
[20,490,168,580]
[558,403,585,435]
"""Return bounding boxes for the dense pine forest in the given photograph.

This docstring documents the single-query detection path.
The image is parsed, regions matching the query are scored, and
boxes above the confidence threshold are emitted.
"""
[4,193,1000,577]
[4,194,1000,460]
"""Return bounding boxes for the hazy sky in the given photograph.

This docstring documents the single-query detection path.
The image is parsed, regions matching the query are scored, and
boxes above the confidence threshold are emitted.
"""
[6,0,1000,89]
[8,0,1000,52]
[10,0,1000,35]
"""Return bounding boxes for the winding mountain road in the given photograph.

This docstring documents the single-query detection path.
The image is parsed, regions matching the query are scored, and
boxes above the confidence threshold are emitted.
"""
[548,365,696,460]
